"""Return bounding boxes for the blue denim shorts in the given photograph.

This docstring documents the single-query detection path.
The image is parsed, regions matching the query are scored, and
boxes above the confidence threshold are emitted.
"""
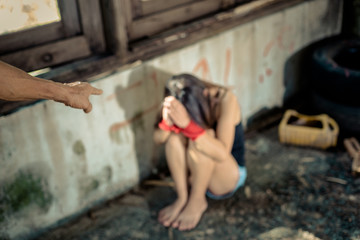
[206,166,247,200]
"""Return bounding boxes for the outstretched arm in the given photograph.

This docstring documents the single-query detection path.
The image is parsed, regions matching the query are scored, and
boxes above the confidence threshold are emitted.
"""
[0,61,103,113]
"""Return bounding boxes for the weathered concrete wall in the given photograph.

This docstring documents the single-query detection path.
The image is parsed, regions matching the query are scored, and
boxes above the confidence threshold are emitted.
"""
[0,0,343,239]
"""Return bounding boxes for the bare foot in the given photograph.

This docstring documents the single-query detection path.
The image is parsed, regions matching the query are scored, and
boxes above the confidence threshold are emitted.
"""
[171,197,208,231]
[158,199,186,227]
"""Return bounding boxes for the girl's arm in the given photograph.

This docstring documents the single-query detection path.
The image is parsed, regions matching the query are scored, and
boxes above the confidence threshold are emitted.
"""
[193,92,240,162]
[164,92,241,162]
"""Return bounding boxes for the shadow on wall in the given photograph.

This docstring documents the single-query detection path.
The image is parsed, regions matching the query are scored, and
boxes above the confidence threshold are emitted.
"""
[112,66,173,180]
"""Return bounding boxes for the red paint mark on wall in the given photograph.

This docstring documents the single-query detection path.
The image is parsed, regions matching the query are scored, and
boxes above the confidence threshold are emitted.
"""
[224,48,231,86]
[259,74,264,83]
[266,68,273,77]
[152,72,158,86]
[106,94,116,101]
[263,40,276,57]
[260,26,293,84]
[263,25,293,57]
[109,103,160,132]
[193,58,212,81]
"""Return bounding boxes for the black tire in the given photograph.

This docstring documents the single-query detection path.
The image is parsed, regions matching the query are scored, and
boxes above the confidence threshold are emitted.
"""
[310,37,360,107]
[311,92,360,139]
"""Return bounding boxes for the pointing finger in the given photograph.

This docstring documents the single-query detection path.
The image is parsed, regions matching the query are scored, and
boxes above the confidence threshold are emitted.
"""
[91,86,103,95]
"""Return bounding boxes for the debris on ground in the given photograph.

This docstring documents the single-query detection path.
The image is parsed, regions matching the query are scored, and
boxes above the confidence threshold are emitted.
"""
[35,127,360,240]
[344,137,360,174]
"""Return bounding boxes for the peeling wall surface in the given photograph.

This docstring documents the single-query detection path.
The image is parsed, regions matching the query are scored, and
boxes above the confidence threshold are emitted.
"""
[0,0,342,239]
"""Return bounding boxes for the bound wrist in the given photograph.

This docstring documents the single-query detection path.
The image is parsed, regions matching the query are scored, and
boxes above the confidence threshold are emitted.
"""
[181,120,205,141]
[158,119,181,133]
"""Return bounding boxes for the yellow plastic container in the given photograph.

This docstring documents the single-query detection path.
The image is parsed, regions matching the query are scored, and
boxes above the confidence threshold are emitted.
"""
[278,109,339,149]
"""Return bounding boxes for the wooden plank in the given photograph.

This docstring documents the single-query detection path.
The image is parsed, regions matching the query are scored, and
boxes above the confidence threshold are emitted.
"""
[221,0,236,9]
[344,138,360,173]
[233,0,286,16]
[140,0,195,16]
[101,0,130,57]
[128,0,305,58]
[78,0,106,53]
[57,0,81,36]
[0,36,91,72]
[0,1,81,55]
[235,0,251,4]
[123,0,134,26]
[0,22,63,54]
[132,0,143,18]
[0,99,36,116]
[128,0,222,40]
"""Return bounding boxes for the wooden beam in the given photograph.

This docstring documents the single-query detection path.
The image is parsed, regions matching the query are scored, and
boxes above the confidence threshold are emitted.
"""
[140,0,194,16]
[123,0,134,26]
[0,36,91,72]
[78,0,106,53]
[221,0,235,9]
[129,0,305,59]
[128,0,221,40]
[0,23,63,54]
[57,0,81,37]
[101,0,130,57]
[0,1,81,54]
[132,0,143,18]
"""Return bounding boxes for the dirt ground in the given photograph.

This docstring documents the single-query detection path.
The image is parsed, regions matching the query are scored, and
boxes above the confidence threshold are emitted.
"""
[36,125,360,240]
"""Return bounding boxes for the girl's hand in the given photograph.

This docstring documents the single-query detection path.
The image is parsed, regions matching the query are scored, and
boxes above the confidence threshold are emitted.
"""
[162,103,173,126]
[163,96,190,128]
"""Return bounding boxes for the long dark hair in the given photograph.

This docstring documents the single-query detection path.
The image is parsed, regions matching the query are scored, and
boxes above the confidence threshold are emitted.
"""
[162,73,220,129]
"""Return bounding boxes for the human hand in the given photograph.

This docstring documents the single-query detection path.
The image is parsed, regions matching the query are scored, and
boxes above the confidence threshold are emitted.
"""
[63,81,103,113]
[163,96,190,128]
[162,103,174,126]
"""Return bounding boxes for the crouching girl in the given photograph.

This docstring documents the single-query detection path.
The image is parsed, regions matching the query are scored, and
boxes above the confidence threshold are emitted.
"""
[153,73,246,231]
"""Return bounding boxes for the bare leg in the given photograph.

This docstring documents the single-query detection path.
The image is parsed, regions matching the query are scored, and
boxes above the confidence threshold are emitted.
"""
[171,142,216,231]
[172,140,240,231]
[158,133,188,227]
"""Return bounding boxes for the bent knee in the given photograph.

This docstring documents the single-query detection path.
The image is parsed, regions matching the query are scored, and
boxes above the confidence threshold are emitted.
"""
[187,146,215,167]
[165,133,187,149]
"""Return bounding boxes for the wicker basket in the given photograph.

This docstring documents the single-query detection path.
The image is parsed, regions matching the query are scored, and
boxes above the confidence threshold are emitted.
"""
[279,109,339,149]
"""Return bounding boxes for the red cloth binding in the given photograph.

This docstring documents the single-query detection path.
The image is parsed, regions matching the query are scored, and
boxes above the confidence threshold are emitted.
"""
[181,120,205,141]
[158,119,205,141]
[158,119,181,133]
